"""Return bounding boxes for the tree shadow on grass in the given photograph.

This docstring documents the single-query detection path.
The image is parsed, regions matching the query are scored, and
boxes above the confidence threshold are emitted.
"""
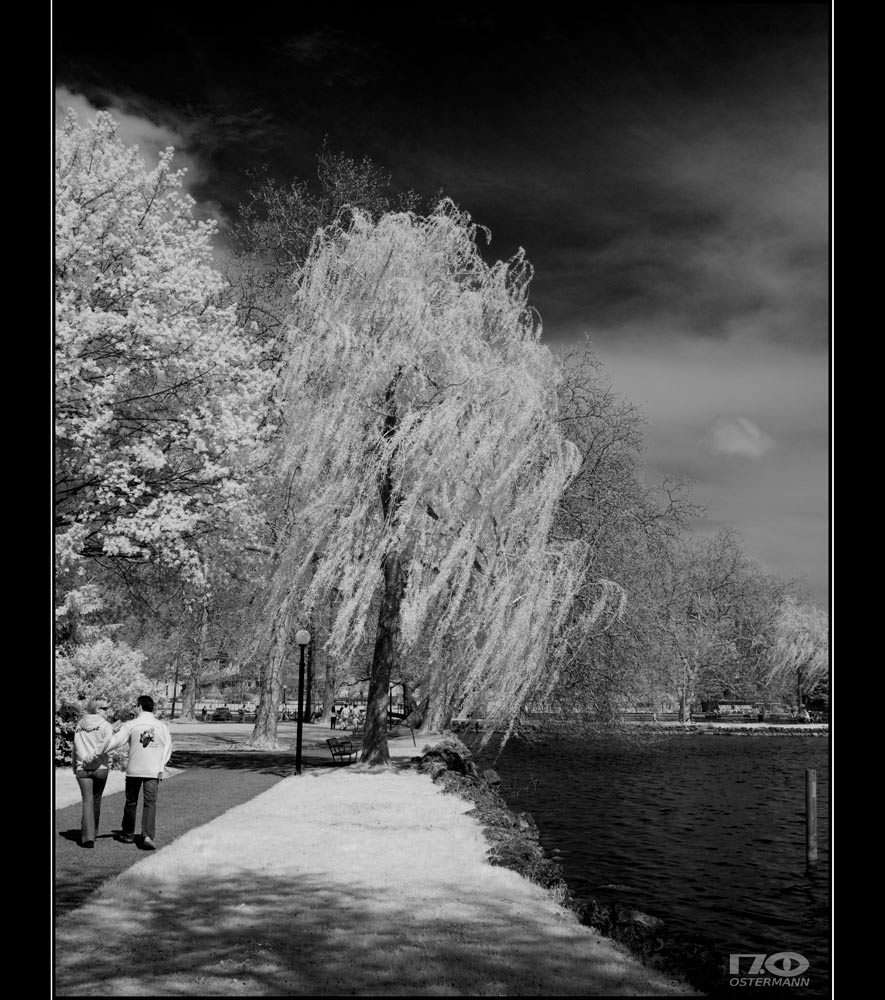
[56,766,290,919]
[54,870,691,997]
[169,750,339,774]
[169,750,417,775]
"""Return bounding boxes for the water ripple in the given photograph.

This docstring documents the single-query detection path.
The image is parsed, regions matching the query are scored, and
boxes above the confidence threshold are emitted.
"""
[476,734,830,998]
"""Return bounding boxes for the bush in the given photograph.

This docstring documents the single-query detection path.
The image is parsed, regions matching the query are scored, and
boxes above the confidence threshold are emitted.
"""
[55,707,78,767]
[55,637,155,718]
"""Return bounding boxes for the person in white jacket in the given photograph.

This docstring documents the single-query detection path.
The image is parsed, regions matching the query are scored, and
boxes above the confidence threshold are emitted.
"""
[72,699,114,848]
[99,695,173,850]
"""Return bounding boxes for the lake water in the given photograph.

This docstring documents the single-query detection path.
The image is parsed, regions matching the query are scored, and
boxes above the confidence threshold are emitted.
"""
[473,732,830,997]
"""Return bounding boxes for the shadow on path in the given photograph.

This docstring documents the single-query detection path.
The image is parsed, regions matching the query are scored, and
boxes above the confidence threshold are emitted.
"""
[55,753,304,919]
[55,870,679,996]
[169,749,335,772]
[56,747,417,920]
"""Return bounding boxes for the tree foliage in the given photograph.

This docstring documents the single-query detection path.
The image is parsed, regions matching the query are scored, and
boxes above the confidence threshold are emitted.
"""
[55,584,157,717]
[766,597,829,705]
[229,145,420,358]
[252,203,619,757]
[541,346,696,721]
[54,112,825,751]
[55,110,271,585]
[55,638,156,717]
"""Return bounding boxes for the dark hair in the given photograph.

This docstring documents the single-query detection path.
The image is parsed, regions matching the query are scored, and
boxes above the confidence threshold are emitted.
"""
[137,695,155,713]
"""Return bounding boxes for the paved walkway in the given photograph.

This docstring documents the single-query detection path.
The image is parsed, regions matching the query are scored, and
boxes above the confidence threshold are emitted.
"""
[54,737,383,916]
[56,758,286,917]
[54,755,695,996]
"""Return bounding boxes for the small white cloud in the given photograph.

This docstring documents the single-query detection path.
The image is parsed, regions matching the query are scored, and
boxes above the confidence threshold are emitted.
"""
[705,416,775,458]
[54,86,206,189]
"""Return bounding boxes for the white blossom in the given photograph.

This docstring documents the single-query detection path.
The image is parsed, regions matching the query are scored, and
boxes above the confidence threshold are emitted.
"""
[55,110,273,584]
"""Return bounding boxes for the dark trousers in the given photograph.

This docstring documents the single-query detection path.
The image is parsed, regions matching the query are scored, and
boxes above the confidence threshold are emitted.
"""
[122,776,159,840]
[75,767,109,843]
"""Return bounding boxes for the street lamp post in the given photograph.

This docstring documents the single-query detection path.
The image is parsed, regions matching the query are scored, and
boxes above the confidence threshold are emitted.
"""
[294,629,311,775]
[170,657,180,720]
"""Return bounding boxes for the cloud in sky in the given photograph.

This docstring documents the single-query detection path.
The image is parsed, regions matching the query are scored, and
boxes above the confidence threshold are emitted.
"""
[592,338,828,601]
[367,23,828,359]
[705,417,775,459]
[56,86,189,173]
[528,86,825,349]
[54,86,229,229]
[384,59,828,361]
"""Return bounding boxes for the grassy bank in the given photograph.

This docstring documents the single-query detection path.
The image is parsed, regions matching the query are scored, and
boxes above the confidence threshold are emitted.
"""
[414,735,723,994]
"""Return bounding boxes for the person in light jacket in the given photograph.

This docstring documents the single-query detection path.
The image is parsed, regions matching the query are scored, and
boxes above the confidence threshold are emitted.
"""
[97,695,173,851]
[72,698,114,848]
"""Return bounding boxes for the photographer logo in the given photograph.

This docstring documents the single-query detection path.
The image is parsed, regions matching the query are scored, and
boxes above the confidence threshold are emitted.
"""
[729,952,809,987]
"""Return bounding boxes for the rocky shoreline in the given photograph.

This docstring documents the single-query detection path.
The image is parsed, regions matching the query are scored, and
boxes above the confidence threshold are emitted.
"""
[411,734,726,995]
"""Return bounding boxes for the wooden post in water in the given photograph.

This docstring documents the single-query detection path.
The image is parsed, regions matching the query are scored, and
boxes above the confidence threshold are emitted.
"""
[805,769,818,865]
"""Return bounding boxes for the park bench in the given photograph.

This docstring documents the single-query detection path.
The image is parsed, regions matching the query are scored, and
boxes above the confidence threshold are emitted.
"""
[326,737,359,765]
[451,715,484,732]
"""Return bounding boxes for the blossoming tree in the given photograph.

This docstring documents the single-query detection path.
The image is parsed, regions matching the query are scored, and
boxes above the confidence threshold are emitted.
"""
[249,203,623,761]
[55,110,270,587]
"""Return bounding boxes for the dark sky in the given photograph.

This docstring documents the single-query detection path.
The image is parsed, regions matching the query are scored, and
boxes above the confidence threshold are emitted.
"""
[54,3,831,602]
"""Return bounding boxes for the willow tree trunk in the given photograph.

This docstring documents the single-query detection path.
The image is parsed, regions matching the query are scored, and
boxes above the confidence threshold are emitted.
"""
[249,606,291,749]
[361,373,405,765]
[361,552,407,765]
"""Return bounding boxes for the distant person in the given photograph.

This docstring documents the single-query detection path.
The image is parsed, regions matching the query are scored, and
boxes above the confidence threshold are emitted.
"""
[200,707,207,722]
[799,706,811,723]
[238,707,245,723]
[330,704,338,729]
[98,695,173,851]
[72,699,114,848]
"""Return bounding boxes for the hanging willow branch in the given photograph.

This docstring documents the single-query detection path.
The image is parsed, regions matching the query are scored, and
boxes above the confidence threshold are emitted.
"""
[256,201,626,743]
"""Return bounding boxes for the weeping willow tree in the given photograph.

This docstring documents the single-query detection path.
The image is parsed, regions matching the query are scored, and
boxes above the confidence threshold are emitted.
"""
[767,597,829,708]
[252,201,622,761]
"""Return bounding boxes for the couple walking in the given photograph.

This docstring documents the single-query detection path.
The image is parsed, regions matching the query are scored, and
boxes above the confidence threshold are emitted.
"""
[72,695,173,850]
